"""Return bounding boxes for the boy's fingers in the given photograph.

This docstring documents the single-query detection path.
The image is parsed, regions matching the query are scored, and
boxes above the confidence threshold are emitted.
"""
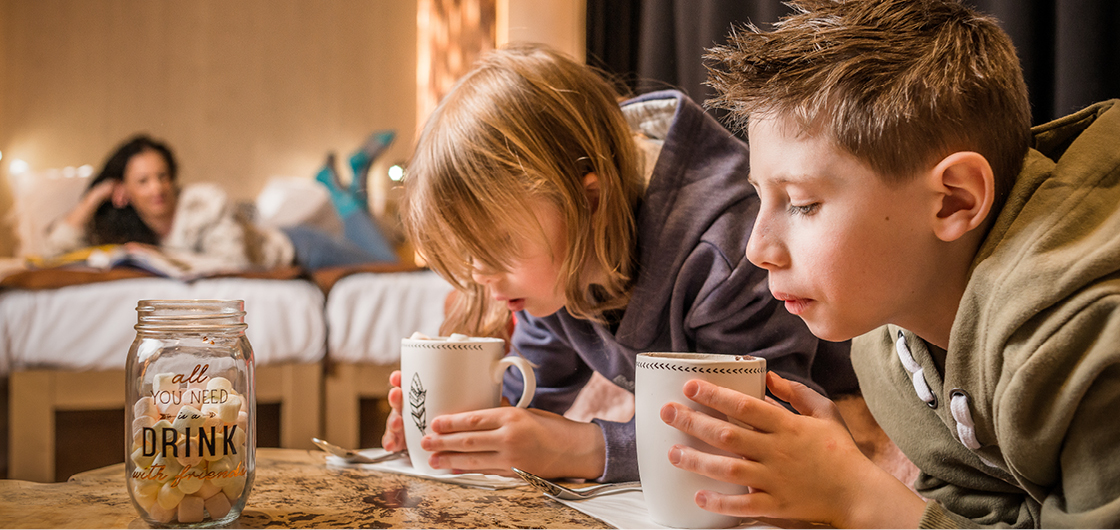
[682,379,785,433]
[389,370,401,387]
[661,402,765,460]
[766,372,841,421]
[696,490,779,520]
[668,443,762,486]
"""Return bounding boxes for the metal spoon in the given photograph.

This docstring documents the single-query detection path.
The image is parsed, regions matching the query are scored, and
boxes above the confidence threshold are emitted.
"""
[312,437,408,464]
[512,467,642,501]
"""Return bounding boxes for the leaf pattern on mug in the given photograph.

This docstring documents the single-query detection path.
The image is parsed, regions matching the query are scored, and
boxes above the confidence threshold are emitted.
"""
[409,373,427,432]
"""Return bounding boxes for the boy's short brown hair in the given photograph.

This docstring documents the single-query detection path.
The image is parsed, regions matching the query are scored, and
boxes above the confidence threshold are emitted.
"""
[706,0,1031,207]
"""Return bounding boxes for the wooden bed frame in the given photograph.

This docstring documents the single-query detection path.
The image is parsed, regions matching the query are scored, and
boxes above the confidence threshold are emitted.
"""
[322,362,398,451]
[8,363,321,482]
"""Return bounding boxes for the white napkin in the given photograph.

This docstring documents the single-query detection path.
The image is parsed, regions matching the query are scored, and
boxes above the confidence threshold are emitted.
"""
[324,448,524,490]
[556,490,779,529]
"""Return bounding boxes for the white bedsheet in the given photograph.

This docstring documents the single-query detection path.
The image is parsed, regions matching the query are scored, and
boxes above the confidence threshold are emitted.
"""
[325,270,453,365]
[0,277,326,377]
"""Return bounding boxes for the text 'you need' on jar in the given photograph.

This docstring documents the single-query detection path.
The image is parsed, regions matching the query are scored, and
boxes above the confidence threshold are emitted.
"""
[125,300,255,527]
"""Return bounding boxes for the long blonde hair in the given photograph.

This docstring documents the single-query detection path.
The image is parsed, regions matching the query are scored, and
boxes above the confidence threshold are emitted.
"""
[403,43,644,338]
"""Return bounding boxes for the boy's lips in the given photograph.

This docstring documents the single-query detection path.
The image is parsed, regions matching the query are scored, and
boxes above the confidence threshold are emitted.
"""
[772,291,812,316]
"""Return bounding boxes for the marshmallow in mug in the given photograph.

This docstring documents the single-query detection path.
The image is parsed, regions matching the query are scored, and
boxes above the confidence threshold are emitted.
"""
[130,372,248,524]
[407,331,473,341]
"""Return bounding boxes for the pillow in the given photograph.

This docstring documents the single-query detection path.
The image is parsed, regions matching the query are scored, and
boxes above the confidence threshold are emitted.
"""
[5,166,94,258]
[254,176,342,236]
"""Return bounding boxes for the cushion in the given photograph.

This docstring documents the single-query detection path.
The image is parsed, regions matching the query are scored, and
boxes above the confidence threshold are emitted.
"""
[6,166,94,258]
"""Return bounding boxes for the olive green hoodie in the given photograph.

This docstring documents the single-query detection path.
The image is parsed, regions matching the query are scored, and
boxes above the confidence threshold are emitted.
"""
[853,100,1120,528]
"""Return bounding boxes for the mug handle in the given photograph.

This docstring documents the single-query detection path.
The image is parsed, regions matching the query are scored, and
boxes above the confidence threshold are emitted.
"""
[492,356,537,408]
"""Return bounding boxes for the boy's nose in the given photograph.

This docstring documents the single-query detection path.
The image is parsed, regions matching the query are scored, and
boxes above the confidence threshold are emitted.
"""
[745,218,786,271]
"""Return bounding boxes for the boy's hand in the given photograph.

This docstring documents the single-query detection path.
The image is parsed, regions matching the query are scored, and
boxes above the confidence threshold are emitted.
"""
[381,370,407,452]
[421,405,606,479]
[660,372,925,528]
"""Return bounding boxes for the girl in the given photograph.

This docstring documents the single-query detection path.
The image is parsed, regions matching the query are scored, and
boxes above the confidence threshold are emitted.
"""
[44,134,399,270]
[381,43,857,482]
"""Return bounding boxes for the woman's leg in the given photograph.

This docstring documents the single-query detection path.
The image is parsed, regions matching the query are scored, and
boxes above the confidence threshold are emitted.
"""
[347,130,396,203]
[282,224,396,270]
[340,211,398,263]
[305,130,400,268]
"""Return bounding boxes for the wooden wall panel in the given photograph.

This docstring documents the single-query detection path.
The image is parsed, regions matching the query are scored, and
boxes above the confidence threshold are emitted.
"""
[498,0,586,62]
[0,0,417,257]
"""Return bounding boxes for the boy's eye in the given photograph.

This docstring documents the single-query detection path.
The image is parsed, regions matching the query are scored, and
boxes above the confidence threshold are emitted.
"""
[788,202,820,216]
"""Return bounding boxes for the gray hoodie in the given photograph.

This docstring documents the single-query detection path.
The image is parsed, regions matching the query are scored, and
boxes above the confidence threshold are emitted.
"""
[503,90,857,483]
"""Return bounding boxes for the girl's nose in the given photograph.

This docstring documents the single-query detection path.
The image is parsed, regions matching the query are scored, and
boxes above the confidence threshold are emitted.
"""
[471,261,498,285]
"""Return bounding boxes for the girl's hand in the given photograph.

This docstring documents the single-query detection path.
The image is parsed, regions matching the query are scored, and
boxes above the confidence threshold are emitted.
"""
[421,405,606,478]
[381,370,407,452]
[660,372,925,528]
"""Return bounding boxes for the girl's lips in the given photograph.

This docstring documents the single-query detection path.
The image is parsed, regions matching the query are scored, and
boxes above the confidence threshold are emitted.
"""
[506,299,525,312]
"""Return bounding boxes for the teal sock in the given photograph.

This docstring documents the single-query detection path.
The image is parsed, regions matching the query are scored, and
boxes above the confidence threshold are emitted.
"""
[315,152,365,218]
[348,130,396,202]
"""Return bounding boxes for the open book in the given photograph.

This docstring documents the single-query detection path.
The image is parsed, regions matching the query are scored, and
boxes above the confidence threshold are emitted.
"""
[28,244,245,280]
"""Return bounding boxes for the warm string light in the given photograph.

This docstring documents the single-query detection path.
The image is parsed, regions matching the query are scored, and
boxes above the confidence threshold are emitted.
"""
[388,164,405,181]
[9,158,29,175]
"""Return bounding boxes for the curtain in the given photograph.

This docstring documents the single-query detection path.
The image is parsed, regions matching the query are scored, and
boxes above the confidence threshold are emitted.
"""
[587,0,1120,125]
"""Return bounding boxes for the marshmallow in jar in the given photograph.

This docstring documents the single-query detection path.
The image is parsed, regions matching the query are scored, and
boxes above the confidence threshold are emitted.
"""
[126,300,255,527]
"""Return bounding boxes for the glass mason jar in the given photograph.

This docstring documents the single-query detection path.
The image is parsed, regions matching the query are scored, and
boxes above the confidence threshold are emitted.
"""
[125,300,255,527]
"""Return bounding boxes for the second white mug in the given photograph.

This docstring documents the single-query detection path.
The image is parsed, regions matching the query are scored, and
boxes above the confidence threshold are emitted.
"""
[400,335,536,475]
[635,352,766,528]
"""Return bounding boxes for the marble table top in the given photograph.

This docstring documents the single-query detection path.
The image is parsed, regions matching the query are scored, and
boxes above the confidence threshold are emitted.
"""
[0,447,611,528]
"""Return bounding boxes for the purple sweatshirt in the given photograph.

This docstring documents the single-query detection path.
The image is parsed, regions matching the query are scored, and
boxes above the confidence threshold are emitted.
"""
[503,90,857,482]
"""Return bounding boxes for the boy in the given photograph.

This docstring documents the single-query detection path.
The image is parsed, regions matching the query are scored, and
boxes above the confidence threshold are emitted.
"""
[657,0,1120,527]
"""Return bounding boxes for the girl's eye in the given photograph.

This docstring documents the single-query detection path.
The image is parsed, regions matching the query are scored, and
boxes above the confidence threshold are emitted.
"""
[788,202,820,216]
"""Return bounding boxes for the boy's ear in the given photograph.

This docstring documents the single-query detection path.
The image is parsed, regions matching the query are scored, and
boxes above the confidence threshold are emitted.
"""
[582,172,601,213]
[929,152,994,242]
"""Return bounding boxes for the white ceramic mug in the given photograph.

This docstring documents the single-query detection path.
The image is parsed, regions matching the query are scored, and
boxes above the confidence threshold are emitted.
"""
[635,352,767,528]
[400,335,536,475]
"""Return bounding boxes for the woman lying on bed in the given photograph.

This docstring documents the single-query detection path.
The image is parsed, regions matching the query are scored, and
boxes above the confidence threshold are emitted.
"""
[42,134,399,270]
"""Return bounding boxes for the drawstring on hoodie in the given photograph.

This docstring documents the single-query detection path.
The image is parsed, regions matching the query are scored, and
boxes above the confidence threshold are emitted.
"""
[950,389,1000,468]
[895,331,937,407]
[950,390,981,449]
[896,331,1000,469]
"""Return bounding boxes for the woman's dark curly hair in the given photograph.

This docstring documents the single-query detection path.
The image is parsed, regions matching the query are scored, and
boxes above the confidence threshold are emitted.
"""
[88,134,179,245]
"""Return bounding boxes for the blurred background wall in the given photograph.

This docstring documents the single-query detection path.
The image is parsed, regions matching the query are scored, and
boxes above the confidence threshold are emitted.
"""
[0,0,586,258]
[0,0,419,257]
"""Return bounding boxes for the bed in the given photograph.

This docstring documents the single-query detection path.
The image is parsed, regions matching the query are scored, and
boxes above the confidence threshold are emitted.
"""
[0,268,327,482]
[1,170,451,481]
